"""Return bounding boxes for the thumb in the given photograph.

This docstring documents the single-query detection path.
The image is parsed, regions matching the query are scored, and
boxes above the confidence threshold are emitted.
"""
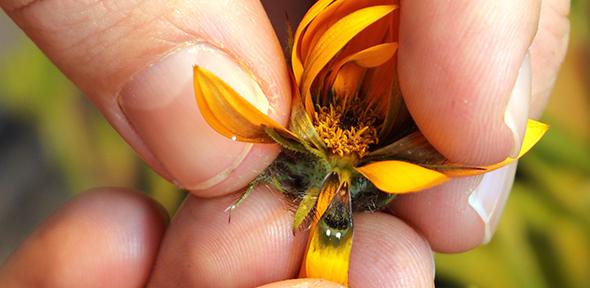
[1,0,291,196]
[398,0,540,165]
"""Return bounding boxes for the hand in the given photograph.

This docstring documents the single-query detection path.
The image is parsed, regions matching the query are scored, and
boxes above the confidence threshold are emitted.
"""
[0,0,569,287]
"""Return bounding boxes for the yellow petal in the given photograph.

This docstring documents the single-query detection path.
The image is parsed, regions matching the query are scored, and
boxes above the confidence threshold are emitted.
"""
[301,173,352,285]
[514,119,549,158]
[442,120,549,177]
[356,160,450,194]
[193,66,296,143]
[301,5,397,111]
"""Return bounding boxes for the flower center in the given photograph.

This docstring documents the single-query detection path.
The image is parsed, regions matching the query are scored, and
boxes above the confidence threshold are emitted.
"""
[313,99,379,158]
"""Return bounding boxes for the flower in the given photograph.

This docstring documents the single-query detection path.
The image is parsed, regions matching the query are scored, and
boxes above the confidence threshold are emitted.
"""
[193,0,548,285]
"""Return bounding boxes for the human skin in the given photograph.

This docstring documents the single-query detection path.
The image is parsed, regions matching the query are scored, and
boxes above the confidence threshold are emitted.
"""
[0,0,569,287]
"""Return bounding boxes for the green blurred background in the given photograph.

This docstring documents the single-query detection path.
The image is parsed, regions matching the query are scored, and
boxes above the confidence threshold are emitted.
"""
[1,2,589,287]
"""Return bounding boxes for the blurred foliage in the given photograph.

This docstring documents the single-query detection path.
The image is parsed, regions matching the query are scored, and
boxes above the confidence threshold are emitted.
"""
[0,25,185,215]
[0,1,589,287]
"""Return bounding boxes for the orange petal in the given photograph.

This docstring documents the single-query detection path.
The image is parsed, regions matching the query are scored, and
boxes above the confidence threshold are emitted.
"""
[329,43,398,108]
[299,0,395,68]
[342,42,398,68]
[362,56,400,128]
[356,160,450,194]
[193,66,296,143]
[332,63,365,108]
[301,5,397,110]
[292,0,336,84]
[442,119,549,176]
[314,172,340,219]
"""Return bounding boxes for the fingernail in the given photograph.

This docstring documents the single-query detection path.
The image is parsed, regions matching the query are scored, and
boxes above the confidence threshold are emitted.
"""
[119,43,270,190]
[467,162,518,244]
[431,253,436,281]
[504,52,532,158]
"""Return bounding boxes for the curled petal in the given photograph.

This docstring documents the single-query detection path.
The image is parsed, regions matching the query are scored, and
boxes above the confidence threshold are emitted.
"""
[300,5,397,115]
[339,42,398,69]
[292,0,336,83]
[330,43,397,103]
[356,160,450,194]
[193,66,297,143]
[332,63,365,107]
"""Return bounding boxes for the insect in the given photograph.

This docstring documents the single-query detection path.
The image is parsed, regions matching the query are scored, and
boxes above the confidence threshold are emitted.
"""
[193,0,547,285]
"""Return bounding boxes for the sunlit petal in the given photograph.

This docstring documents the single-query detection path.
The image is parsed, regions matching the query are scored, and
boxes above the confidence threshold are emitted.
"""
[356,160,450,193]
[193,66,297,143]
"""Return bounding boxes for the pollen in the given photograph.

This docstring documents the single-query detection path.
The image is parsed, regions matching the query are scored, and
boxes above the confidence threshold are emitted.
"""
[313,100,378,158]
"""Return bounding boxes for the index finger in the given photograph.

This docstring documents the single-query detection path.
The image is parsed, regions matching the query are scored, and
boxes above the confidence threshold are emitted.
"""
[0,0,294,197]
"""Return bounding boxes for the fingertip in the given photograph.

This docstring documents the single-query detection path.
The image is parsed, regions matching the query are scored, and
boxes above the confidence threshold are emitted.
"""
[390,178,485,253]
[186,143,281,198]
[0,188,167,287]
[390,164,519,253]
[398,0,539,165]
[350,213,434,288]
[148,187,306,287]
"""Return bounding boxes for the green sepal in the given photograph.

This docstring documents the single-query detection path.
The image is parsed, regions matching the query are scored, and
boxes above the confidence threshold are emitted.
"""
[265,126,327,160]
[225,172,270,221]
[288,92,327,155]
[362,131,447,165]
[292,187,320,234]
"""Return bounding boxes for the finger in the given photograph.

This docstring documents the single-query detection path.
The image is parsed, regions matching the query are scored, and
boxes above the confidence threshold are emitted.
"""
[0,188,167,287]
[398,0,540,165]
[390,163,518,253]
[1,0,291,196]
[148,188,434,287]
[529,0,570,117]
[349,213,435,288]
[147,188,307,287]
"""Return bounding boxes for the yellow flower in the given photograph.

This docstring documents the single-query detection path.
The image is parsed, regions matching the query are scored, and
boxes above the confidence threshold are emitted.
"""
[193,0,547,285]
